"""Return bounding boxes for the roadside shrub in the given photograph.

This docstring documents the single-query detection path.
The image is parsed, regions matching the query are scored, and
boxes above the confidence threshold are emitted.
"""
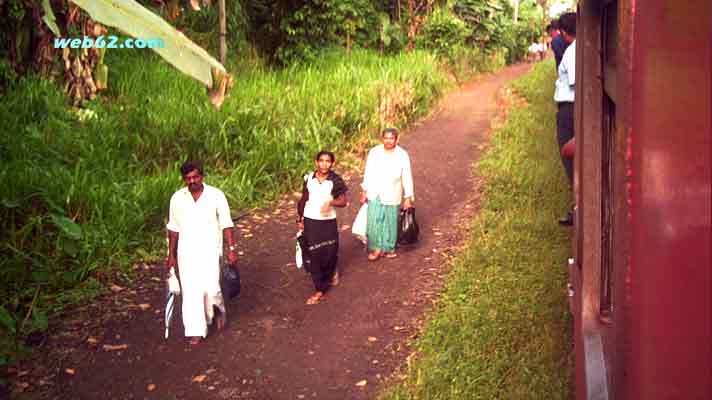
[416,8,470,61]
[275,0,381,65]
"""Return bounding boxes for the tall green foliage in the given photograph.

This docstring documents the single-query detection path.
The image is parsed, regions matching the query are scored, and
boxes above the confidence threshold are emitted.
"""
[416,7,470,59]
[275,0,382,64]
[454,0,543,63]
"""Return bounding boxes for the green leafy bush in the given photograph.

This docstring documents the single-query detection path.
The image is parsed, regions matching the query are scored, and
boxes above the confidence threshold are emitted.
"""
[275,0,382,65]
[416,8,470,61]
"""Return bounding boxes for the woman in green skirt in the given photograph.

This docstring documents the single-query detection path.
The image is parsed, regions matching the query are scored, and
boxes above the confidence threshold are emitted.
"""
[359,128,415,261]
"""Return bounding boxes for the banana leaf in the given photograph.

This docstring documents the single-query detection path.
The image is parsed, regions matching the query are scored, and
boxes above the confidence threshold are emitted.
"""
[42,0,61,37]
[69,0,232,106]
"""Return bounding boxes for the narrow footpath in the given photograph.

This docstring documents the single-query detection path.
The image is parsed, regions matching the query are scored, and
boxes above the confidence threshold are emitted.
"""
[8,63,531,400]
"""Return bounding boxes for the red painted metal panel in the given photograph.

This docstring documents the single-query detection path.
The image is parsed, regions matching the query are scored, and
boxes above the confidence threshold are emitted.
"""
[628,1,712,399]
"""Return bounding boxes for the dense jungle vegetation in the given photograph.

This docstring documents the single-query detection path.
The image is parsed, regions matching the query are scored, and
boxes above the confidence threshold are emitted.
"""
[0,0,548,365]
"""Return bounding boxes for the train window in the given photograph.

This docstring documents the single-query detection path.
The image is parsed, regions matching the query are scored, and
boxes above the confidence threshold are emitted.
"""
[600,94,615,322]
[602,2,618,102]
[600,1,617,322]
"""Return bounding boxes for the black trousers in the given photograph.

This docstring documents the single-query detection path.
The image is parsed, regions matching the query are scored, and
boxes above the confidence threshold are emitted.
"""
[303,218,338,293]
[556,102,574,186]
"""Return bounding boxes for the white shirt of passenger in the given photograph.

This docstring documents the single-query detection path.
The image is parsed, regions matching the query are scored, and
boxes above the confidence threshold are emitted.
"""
[303,173,337,220]
[361,144,414,206]
[554,40,576,103]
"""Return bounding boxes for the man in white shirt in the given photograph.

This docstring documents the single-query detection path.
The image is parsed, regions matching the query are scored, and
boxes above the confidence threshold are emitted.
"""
[166,160,237,345]
[360,128,415,261]
[553,12,576,226]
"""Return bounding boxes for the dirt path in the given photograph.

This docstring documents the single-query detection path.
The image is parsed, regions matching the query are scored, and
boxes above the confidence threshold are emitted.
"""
[7,63,530,400]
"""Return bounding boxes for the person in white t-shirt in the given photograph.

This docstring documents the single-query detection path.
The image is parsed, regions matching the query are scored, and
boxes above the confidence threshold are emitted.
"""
[360,128,415,261]
[296,150,348,305]
[166,160,237,345]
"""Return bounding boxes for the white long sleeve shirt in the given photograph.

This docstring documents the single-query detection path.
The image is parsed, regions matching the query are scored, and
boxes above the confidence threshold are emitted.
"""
[361,144,414,206]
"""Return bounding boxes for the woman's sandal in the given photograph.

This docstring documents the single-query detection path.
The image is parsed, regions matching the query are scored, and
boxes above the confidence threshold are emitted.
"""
[216,314,226,330]
[367,251,381,261]
[331,271,340,286]
[384,252,398,259]
[188,337,202,345]
[305,291,324,305]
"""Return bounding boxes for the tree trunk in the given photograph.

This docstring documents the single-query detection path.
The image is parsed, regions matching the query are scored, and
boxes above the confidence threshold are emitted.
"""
[218,0,226,64]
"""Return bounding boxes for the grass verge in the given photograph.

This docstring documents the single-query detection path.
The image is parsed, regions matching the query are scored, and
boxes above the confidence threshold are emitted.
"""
[381,60,573,399]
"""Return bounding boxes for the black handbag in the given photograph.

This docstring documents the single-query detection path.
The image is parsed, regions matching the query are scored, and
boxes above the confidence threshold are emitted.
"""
[221,264,241,299]
[397,207,419,245]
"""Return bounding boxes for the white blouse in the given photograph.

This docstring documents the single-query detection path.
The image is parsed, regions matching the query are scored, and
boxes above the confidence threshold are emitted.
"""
[303,174,337,220]
[361,144,414,206]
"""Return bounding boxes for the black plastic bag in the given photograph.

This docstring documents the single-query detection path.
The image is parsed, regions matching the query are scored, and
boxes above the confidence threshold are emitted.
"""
[222,264,241,299]
[397,207,419,245]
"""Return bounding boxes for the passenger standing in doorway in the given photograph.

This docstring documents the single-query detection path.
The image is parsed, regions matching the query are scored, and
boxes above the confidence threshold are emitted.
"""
[360,128,415,261]
[554,12,577,226]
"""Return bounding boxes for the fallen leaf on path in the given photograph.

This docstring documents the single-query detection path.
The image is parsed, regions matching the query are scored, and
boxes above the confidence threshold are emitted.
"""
[394,326,404,331]
[355,380,368,387]
[367,336,378,343]
[192,374,207,383]
[65,368,75,375]
[138,303,151,310]
[110,284,124,292]
[433,232,443,236]
[102,344,128,351]
[147,383,156,391]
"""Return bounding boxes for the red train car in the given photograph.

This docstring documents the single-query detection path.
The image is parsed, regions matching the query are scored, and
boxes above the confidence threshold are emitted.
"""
[569,1,711,399]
